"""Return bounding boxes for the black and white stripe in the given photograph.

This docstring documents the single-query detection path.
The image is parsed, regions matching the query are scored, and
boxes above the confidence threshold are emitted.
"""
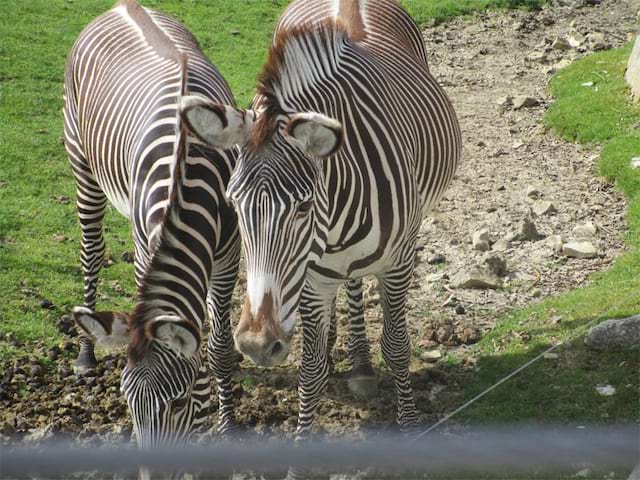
[64,0,241,450]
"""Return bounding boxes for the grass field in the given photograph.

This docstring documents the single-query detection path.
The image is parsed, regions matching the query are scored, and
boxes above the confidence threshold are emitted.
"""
[2,0,637,426]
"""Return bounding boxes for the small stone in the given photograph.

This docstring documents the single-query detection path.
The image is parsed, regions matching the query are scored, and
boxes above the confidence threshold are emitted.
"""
[472,229,491,251]
[532,201,557,217]
[513,96,540,110]
[552,37,572,50]
[40,299,54,309]
[587,32,608,51]
[427,253,446,265]
[572,222,597,237]
[585,315,640,351]
[517,218,540,241]
[29,364,44,377]
[567,33,585,48]
[455,304,466,315]
[451,266,503,290]
[545,235,564,252]
[595,385,616,396]
[526,186,541,198]
[121,251,134,263]
[630,157,640,170]
[581,81,594,88]
[426,272,446,283]
[459,327,481,345]
[543,353,559,360]
[420,350,442,363]
[52,234,67,242]
[492,238,510,252]
[562,241,598,259]
[527,51,547,63]
[497,95,514,107]
[48,346,61,361]
[484,253,507,277]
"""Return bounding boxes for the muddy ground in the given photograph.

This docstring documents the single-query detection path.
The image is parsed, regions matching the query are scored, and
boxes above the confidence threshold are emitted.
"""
[1,0,637,447]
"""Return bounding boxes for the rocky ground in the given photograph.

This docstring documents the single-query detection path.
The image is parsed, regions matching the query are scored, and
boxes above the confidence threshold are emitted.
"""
[1,0,638,449]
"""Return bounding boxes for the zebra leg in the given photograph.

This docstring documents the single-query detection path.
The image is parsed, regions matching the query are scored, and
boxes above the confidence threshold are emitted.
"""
[72,173,107,373]
[377,258,420,433]
[296,279,339,440]
[206,255,240,436]
[327,297,337,374]
[345,278,378,400]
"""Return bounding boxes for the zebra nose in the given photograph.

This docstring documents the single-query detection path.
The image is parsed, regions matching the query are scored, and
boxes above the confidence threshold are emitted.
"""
[234,330,290,367]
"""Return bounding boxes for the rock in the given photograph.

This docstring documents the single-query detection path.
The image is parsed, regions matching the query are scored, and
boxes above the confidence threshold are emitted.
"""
[472,229,491,251]
[544,235,564,252]
[630,157,640,169]
[562,241,598,259]
[595,385,616,396]
[436,325,453,344]
[496,95,513,108]
[427,253,446,265]
[584,315,640,351]
[24,424,56,444]
[543,353,559,360]
[29,364,44,377]
[627,36,640,102]
[121,251,134,263]
[572,222,597,237]
[47,346,61,361]
[581,81,594,88]
[526,185,541,198]
[517,218,540,241]
[459,327,481,345]
[455,304,466,315]
[40,299,54,309]
[551,37,572,50]
[586,32,608,51]
[52,234,67,242]
[484,253,507,277]
[420,350,442,363]
[532,200,557,217]
[567,33,586,48]
[451,266,503,290]
[492,238,510,252]
[527,51,547,63]
[426,272,446,283]
[513,96,540,110]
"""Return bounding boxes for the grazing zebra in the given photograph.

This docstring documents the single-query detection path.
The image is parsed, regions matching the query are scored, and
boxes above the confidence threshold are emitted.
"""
[64,0,246,447]
[181,0,461,436]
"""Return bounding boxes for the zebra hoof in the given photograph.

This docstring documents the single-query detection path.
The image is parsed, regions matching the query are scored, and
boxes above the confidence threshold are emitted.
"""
[73,355,98,375]
[347,366,378,400]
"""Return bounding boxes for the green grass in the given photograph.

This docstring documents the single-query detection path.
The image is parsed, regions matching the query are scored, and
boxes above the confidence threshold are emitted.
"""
[0,0,546,362]
[456,44,640,422]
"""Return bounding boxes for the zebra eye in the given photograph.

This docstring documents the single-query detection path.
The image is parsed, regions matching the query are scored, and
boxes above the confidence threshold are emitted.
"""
[297,200,313,216]
[172,396,189,411]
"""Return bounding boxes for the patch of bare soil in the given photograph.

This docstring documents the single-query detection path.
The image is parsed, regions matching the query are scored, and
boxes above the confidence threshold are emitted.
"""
[1,0,637,447]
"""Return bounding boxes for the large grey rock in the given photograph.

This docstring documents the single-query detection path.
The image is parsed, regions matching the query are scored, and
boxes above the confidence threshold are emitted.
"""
[585,315,640,351]
[626,35,640,102]
[451,266,503,290]
[562,241,598,258]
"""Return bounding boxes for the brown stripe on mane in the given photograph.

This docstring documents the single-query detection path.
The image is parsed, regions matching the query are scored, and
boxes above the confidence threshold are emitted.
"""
[117,0,182,62]
[337,0,367,42]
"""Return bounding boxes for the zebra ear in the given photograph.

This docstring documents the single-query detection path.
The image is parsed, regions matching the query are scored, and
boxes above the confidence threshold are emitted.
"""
[72,307,130,349]
[147,315,200,358]
[180,96,254,149]
[286,112,344,158]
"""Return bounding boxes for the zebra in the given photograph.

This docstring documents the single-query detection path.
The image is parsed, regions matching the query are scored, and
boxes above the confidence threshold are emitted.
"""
[179,0,461,437]
[64,0,247,448]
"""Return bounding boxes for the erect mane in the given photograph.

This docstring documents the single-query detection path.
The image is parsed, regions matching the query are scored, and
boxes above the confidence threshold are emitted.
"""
[249,19,354,152]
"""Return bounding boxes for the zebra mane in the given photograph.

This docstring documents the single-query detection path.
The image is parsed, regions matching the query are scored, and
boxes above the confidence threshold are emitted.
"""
[250,20,354,151]
[128,54,198,363]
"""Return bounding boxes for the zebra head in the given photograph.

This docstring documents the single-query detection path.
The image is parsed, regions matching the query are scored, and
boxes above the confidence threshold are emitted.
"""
[72,307,210,448]
[180,96,343,367]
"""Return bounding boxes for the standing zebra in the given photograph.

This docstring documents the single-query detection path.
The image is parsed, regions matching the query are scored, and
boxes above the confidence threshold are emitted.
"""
[181,0,461,436]
[64,0,247,447]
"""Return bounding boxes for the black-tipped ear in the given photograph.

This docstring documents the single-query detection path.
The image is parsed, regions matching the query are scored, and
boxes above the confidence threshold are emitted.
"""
[72,307,130,349]
[286,112,344,158]
[146,315,200,358]
[179,96,255,149]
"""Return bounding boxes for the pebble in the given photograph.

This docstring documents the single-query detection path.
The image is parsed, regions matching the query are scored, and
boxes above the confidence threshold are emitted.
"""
[513,96,540,110]
[426,253,446,265]
[595,385,616,396]
[532,200,557,217]
[562,241,598,259]
[121,251,134,263]
[526,185,541,198]
[40,299,54,309]
[543,353,559,360]
[572,221,597,237]
[544,235,564,252]
[472,229,491,251]
[484,253,507,277]
[29,365,44,377]
[517,218,540,241]
[630,157,640,170]
[420,350,443,363]
[587,32,608,51]
[567,33,585,48]
[451,266,503,290]
[455,304,466,315]
[496,95,514,107]
[551,37,572,50]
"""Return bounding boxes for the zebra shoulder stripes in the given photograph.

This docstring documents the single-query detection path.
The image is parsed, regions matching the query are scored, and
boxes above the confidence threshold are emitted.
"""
[170,0,462,436]
[63,0,244,448]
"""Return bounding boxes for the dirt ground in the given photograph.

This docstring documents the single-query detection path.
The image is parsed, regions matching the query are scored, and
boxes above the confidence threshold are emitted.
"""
[1,0,638,447]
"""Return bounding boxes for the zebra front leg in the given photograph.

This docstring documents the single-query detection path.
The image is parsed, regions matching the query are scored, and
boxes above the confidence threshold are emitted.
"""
[345,278,378,400]
[206,259,240,436]
[378,259,420,433]
[73,176,107,374]
[296,280,338,440]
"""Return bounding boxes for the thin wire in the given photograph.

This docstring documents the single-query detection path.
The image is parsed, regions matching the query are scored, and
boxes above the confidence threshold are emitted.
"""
[415,312,613,440]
